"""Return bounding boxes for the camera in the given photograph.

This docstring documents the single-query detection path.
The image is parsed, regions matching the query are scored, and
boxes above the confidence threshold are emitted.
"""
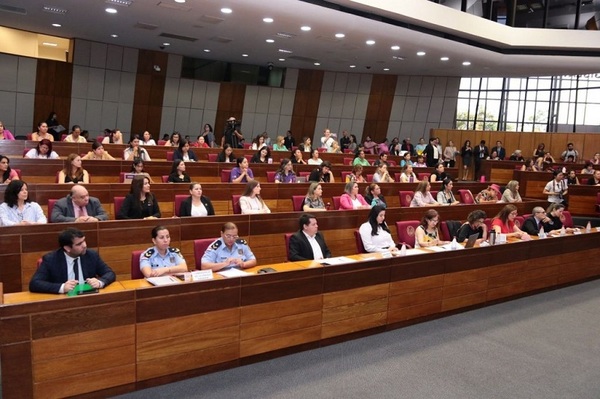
[267,62,274,71]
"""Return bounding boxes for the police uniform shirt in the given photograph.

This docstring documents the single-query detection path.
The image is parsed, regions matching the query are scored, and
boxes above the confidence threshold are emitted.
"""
[202,238,255,268]
[139,246,185,271]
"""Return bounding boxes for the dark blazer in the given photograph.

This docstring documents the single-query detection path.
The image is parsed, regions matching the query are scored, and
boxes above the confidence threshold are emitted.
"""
[29,248,116,293]
[495,146,506,160]
[474,145,489,163]
[521,216,542,236]
[179,195,215,217]
[289,230,331,261]
[173,149,198,162]
[51,195,109,223]
[167,172,191,183]
[117,193,161,219]
[423,143,439,167]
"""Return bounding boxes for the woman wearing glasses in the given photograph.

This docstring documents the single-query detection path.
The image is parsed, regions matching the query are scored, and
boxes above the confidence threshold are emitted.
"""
[414,209,448,248]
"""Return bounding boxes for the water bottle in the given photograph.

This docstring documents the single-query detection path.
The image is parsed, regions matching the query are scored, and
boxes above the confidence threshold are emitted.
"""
[400,244,407,256]
[586,221,591,233]
[450,237,458,250]
[560,226,566,236]
[489,230,496,245]
[538,226,546,239]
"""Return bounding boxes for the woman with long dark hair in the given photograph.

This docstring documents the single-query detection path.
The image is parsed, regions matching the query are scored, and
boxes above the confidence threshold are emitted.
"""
[239,180,270,214]
[167,160,191,183]
[117,176,161,219]
[0,180,47,226]
[58,153,89,184]
[0,155,19,184]
[358,205,397,253]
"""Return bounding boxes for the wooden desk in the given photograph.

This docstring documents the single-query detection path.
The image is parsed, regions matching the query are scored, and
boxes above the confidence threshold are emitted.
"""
[2,231,599,398]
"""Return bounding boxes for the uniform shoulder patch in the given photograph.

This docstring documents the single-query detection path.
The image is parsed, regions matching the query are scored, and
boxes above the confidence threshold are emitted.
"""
[235,238,248,245]
[168,247,181,254]
[142,248,155,258]
[209,240,222,250]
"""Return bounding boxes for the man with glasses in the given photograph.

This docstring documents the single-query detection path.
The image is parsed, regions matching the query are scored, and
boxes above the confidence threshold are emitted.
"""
[201,222,256,271]
[522,207,551,236]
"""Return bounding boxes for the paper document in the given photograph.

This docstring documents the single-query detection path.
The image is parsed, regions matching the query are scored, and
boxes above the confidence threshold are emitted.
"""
[217,268,251,278]
[427,244,464,252]
[317,256,357,266]
[146,276,181,286]
[403,248,429,256]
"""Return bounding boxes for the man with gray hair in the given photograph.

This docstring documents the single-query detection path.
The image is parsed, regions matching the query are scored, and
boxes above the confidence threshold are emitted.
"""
[521,206,550,235]
[51,185,108,223]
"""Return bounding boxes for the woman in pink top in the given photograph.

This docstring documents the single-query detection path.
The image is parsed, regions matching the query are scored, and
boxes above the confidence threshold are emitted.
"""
[0,121,15,140]
[339,182,370,210]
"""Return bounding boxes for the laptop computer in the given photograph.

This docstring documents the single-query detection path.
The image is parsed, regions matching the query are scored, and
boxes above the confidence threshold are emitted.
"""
[464,233,480,249]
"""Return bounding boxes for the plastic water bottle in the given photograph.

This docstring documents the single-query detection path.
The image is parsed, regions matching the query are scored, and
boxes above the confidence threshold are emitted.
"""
[450,237,458,250]
[560,226,566,236]
[400,244,407,256]
[586,221,592,233]
[538,226,546,239]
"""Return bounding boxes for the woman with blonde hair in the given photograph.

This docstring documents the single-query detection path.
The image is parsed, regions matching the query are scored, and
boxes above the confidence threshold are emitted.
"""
[346,165,366,183]
[410,181,439,207]
[303,182,326,212]
[272,135,288,151]
[501,180,522,203]
[58,154,89,184]
[239,180,271,214]
[372,163,393,183]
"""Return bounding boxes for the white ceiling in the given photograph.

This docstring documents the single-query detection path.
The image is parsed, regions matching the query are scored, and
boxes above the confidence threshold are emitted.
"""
[1,0,599,77]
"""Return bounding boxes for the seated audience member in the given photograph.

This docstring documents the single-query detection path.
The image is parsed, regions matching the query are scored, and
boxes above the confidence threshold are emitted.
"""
[31,122,54,141]
[543,152,555,164]
[167,159,191,183]
[129,159,154,183]
[123,135,151,161]
[590,152,600,165]
[173,139,198,162]
[0,121,15,140]
[0,180,47,226]
[581,162,595,175]
[566,170,579,186]
[29,228,115,294]
[196,136,209,148]
[491,204,527,239]
[414,209,448,248]
[25,138,60,159]
[487,150,500,161]
[102,129,123,144]
[239,180,271,214]
[521,206,550,236]
[436,178,460,205]
[274,158,297,183]
[179,182,215,217]
[329,141,342,154]
[364,183,386,208]
[362,135,378,154]
[289,213,332,261]
[456,210,488,243]
[250,147,270,164]
[141,131,156,146]
[353,150,371,167]
[475,184,500,204]
[359,206,398,253]
[400,152,413,167]
[347,135,358,152]
[339,181,370,210]
[307,149,323,165]
[0,155,19,184]
[303,182,327,212]
[52,185,108,223]
[201,222,257,271]
[587,169,600,186]
[272,135,288,151]
[300,136,312,153]
[346,165,366,183]
[251,134,267,151]
[291,148,306,164]
[217,144,236,163]
[560,143,579,162]
[542,170,568,204]
[372,164,393,183]
[58,153,90,184]
[164,131,182,147]
[399,164,418,183]
[117,176,161,219]
[284,130,295,149]
[413,155,427,167]
[542,203,575,234]
[410,181,439,207]
[509,150,525,161]
[309,161,334,183]
[500,180,522,203]
[430,163,449,182]
[82,141,115,160]
[63,125,87,143]
[230,157,254,183]
[373,152,389,167]
[139,225,188,277]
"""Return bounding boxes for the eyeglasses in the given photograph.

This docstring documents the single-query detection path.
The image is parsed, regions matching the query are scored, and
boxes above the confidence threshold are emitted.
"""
[224,234,239,240]
[510,212,518,216]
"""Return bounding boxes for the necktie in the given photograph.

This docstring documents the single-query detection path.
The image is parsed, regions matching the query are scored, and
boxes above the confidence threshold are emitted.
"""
[73,258,84,284]
[79,206,88,217]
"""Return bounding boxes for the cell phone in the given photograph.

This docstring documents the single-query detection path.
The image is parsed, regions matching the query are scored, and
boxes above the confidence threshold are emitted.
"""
[257,267,277,274]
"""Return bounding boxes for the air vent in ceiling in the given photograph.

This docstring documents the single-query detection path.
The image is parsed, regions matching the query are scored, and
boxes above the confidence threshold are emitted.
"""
[159,32,198,42]
[134,22,158,30]
[106,0,132,6]
[209,36,233,43]
[0,3,26,14]
[288,55,319,63]
[43,5,68,14]
[157,1,190,11]
[276,32,296,39]
[199,15,224,24]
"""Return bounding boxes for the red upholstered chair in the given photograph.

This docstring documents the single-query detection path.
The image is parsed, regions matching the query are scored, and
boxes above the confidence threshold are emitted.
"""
[299,172,311,179]
[244,154,253,163]
[221,169,231,183]
[119,172,127,183]
[317,148,327,153]
[366,174,374,182]
[561,211,575,228]
[388,160,397,167]
[398,191,414,207]
[514,216,524,228]
[114,196,125,218]
[439,221,451,242]
[395,221,420,248]
[521,214,532,221]
[26,133,33,140]
[208,153,218,162]
[13,169,22,179]
[284,233,293,261]
[394,173,402,182]
[430,190,438,200]
[332,196,341,210]
[194,238,218,269]
[157,140,167,145]
[458,189,475,204]
[292,195,305,211]
[354,230,367,253]
[266,171,277,182]
[343,149,353,154]
[131,250,144,279]
[596,193,600,216]
[417,173,431,181]
[96,135,104,143]
[580,178,589,185]
[343,157,353,166]
[60,133,67,141]
[341,171,352,182]
[166,151,174,161]
[243,143,252,149]
[47,199,58,223]
[174,195,187,217]
[232,195,241,214]
[22,148,31,157]
[161,175,169,183]
[483,218,492,232]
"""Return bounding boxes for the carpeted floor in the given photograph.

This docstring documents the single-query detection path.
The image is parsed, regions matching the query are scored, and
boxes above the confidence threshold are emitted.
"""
[114,279,600,399]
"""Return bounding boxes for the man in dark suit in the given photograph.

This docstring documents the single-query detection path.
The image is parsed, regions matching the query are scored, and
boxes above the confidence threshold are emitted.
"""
[288,214,332,261]
[30,228,115,294]
[51,185,108,223]
[473,140,489,179]
[521,207,550,236]
[494,141,506,160]
[400,138,415,156]
[423,137,440,167]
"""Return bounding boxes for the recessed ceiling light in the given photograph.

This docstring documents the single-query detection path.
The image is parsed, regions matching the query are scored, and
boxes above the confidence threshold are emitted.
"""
[110,34,119,38]
[349,65,356,68]
[278,58,285,62]
[203,49,211,52]
[314,62,320,66]
[462,61,471,66]
[174,0,186,3]
[335,33,345,38]
[263,17,273,23]
[162,42,170,46]
[383,68,390,71]
[391,45,400,50]
[105,7,117,14]
[417,51,426,56]
[301,26,311,31]
[440,57,449,61]
[51,23,61,27]
[266,39,274,43]
[366,40,375,45]
[221,8,232,14]
[42,42,58,47]
[242,54,248,57]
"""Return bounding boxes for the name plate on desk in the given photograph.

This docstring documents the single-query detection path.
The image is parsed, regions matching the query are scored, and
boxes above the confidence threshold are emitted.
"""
[191,270,213,281]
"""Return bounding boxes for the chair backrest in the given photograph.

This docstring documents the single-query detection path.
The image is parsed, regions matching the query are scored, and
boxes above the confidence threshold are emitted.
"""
[354,230,367,253]
[131,250,144,279]
[157,140,167,145]
[22,148,30,157]
[299,171,311,178]
[61,133,67,141]
[174,195,187,217]
[47,199,58,223]
[292,195,305,212]
[208,153,218,162]
[395,220,420,248]
[561,211,574,228]
[439,221,450,242]
[483,218,492,232]
[332,196,341,210]
[366,174,373,182]
[221,169,231,183]
[458,189,475,204]
[26,133,33,140]
[398,191,414,207]
[194,238,218,269]
[387,160,397,167]
[284,233,293,261]
[394,172,402,182]
[96,135,104,143]
[341,171,352,182]
[232,194,241,214]
[430,190,438,200]
[243,143,252,149]
[580,178,588,185]
[317,148,327,153]
[119,172,127,183]
[514,216,524,228]
[417,172,431,181]
[114,196,125,218]
[266,171,277,182]
[244,154,253,163]
[13,169,22,179]
[343,157,353,166]
[166,151,174,161]
[343,149,353,154]
[161,175,169,183]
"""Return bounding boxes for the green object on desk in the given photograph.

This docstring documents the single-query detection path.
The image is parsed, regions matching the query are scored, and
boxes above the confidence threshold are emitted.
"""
[67,283,97,297]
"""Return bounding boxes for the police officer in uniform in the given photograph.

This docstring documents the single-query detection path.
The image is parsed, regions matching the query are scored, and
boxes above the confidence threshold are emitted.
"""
[140,225,189,277]
[201,222,257,271]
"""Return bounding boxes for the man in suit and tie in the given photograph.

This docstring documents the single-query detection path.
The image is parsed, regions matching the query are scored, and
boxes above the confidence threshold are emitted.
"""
[29,228,116,294]
[51,184,108,222]
[423,137,440,167]
[494,140,506,160]
[288,214,332,261]
[473,140,489,179]
[521,207,550,236]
